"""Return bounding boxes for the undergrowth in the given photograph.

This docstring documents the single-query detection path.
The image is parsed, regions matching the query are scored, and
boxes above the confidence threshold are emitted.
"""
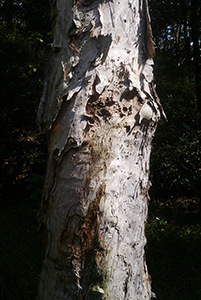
[146,198,201,300]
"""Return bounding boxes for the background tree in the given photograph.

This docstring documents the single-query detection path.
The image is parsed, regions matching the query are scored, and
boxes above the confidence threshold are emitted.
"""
[148,0,201,202]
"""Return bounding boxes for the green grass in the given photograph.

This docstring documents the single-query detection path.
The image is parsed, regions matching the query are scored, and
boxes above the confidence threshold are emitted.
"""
[146,198,201,300]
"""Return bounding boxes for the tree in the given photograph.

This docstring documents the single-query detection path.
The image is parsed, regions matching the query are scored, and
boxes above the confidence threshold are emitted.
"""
[37,0,164,299]
[149,0,201,113]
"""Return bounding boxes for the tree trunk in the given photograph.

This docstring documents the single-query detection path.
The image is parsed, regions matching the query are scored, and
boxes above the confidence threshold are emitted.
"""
[37,0,164,299]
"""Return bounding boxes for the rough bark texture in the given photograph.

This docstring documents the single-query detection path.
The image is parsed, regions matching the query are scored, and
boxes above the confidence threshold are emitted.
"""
[37,0,164,299]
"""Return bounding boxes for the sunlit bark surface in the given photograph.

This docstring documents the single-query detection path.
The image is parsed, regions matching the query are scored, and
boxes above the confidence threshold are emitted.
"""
[37,0,164,299]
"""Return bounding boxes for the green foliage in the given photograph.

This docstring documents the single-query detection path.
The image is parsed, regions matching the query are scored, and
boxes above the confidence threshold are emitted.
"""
[149,0,201,201]
[0,2,49,297]
[0,0,50,202]
[150,74,201,199]
[147,4,201,296]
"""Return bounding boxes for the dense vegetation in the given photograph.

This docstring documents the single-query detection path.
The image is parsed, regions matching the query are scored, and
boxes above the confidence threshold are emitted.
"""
[0,0,200,299]
[0,0,51,204]
[0,1,50,298]
[149,0,201,201]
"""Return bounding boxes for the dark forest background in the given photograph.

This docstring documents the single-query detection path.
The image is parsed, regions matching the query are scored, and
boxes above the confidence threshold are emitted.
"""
[0,0,201,299]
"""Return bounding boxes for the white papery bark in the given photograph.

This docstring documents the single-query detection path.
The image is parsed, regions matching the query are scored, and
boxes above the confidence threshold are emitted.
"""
[37,0,164,299]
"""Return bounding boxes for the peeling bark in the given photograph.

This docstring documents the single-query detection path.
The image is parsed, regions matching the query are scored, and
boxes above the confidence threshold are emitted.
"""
[37,0,164,299]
